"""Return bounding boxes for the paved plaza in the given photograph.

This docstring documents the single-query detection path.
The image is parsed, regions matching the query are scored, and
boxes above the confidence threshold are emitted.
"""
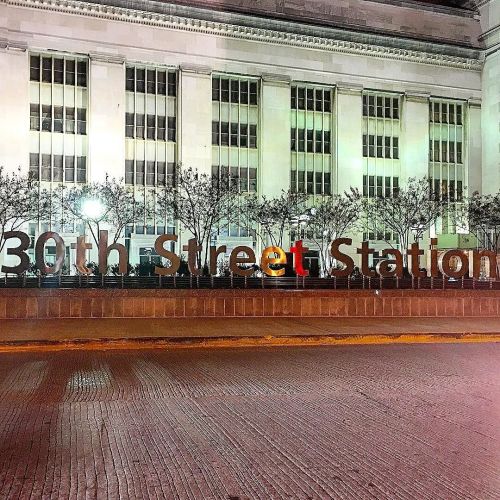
[0,343,498,499]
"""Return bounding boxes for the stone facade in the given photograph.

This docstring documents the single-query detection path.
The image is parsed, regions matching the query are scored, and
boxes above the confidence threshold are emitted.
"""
[0,0,497,268]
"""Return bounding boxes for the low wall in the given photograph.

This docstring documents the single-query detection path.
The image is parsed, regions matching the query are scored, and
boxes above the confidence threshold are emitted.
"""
[0,289,498,319]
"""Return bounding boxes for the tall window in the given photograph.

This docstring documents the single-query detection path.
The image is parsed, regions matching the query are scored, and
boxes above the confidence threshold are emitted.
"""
[212,75,258,238]
[124,65,177,187]
[429,99,465,234]
[362,91,401,196]
[290,84,333,196]
[361,91,401,242]
[29,54,88,183]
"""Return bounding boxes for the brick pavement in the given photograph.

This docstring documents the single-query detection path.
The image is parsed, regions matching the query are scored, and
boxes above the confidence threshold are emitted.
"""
[0,343,498,499]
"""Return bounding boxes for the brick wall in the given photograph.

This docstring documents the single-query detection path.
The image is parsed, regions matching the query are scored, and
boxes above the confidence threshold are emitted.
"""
[0,289,498,319]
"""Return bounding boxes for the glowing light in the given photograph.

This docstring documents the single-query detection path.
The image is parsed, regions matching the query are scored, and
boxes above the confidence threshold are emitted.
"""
[81,199,105,219]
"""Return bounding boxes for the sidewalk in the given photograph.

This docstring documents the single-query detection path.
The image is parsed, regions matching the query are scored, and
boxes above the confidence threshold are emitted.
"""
[0,317,498,350]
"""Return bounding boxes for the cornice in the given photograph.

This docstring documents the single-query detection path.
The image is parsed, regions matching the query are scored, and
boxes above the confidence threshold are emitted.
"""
[2,0,483,71]
[0,37,27,52]
[261,73,291,86]
[405,91,431,103]
[180,63,211,75]
[336,82,364,95]
[89,51,125,64]
[468,97,481,108]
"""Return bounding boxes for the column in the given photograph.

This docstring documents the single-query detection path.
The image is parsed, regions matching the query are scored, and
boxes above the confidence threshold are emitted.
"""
[467,98,482,195]
[335,83,363,195]
[259,73,291,198]
[481,51,500,195]
[178,63,212,175]
[0,43,29,173]
[401,92,430,181]
[88,53,125,182]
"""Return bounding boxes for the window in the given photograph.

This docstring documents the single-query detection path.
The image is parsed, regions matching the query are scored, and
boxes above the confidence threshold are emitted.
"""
[136,114,145,139]
[65,60,75,86]
[147,70,156,94]
[441,141,448,163]
[76,157,86,183]
[29,153,39,180]
[30,56,40,81]
[41,105,52,132]
[30,54,88,185]
[376,136,383,158]
[53,155,63,182]
[77,61,87,87]
[306,129,313,152]
[157,116,166,141]
[384,136,391,158]
[54,106,63,133]
[125,160,134,184]
[136,161,145,185]
[42,57,52,83]
[368,135,375,157]
[249,124,257,148]
[30,104,40,131]
[168,72,176,97]
[54,59,64,84]
[125,113,134,138]
[146,161,155,186]
[41,154,51,181]
[147,115,156,140]
[136,69,145,93]
[156,71,166,95]
[230,122,239,147]
[65,156,75,182]
[76,108,86,135]
[167,117,176,142]
[323,131,331,154]
[306,89,314,110]
[126,67,135,92]
[392,137,399,159]
[65,108,75,134]
[363,175,399,199]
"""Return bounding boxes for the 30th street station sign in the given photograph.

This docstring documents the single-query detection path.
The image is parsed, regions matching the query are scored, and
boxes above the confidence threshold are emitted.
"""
[0,230,498,279]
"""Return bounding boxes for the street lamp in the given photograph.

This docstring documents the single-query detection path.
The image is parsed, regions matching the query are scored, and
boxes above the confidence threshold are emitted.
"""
[81,198,105,220]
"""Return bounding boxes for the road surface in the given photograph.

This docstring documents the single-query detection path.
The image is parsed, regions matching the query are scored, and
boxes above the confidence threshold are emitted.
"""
[0,343,498,499]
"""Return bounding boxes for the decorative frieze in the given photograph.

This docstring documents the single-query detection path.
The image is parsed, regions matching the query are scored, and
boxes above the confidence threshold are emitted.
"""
[1,0,483,71]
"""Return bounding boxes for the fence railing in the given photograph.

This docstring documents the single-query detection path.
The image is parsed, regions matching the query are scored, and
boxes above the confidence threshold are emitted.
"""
[0,275,498,290]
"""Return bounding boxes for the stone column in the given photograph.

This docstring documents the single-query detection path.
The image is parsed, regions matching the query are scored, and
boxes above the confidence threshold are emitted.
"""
[479,0,500,195]
[88,53,125,182]
[178,63,212,175]
[401,91,430,181]
[481,51,500,195]
[467,98,482,195]
[259,73,291,199]
[0,42,29,172]
[335,83,363,195]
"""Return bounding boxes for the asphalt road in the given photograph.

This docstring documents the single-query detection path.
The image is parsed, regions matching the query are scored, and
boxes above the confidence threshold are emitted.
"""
[0,343,498,499]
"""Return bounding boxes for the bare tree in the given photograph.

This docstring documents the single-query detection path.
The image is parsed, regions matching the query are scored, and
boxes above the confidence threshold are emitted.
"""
[157,166,240,269]
[362,177,447,267]
[455,191,500,276]
[0,167,48,253]
[57,176,148,248]
[308,189,362,276]
[244,190,307,248]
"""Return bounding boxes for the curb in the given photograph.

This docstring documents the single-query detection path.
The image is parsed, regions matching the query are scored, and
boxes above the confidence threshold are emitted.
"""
[0,333,498,352]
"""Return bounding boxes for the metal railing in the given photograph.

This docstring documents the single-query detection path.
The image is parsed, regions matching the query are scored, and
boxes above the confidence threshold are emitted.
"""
[0,275,498,290]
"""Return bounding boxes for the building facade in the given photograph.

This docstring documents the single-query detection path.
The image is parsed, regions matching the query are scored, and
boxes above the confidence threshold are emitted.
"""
[0,0,498,270]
